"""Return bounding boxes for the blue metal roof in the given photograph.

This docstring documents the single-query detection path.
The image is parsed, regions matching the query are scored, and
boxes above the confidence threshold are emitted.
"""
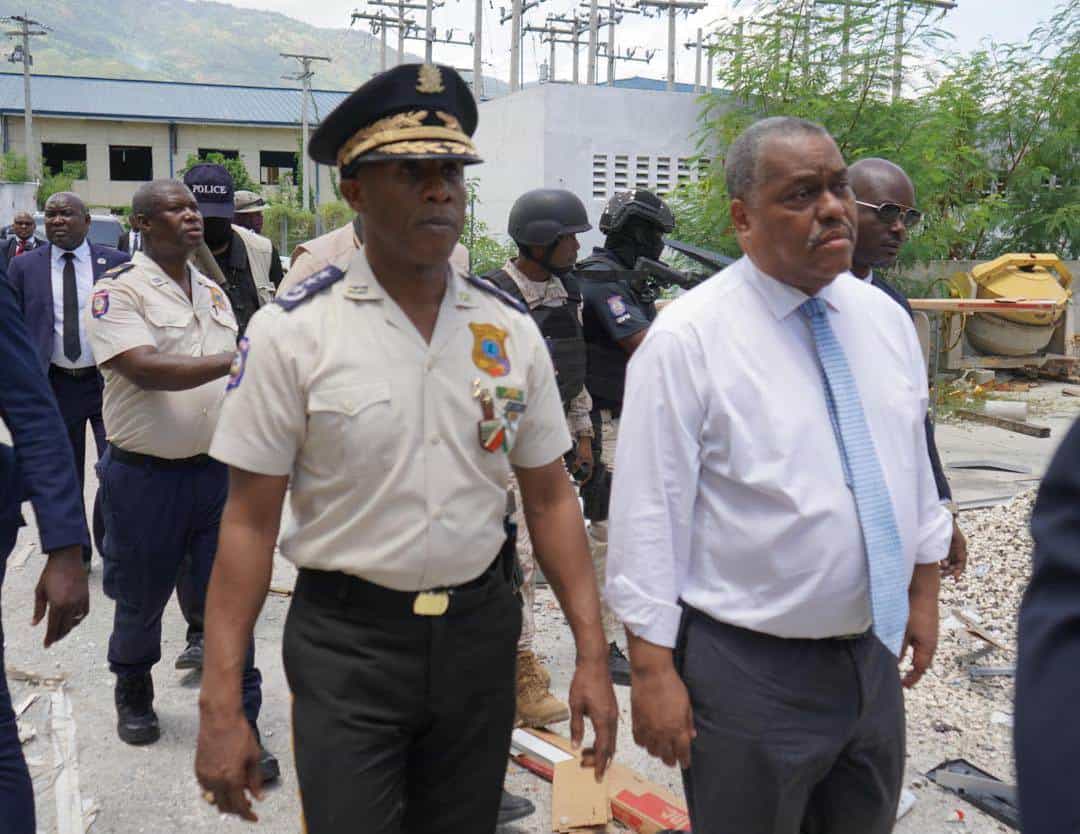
[0,72,350,126]
[600,76,699,94]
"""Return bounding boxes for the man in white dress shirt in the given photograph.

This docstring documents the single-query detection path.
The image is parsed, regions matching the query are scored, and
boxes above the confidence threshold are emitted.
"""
[606,117,952,834]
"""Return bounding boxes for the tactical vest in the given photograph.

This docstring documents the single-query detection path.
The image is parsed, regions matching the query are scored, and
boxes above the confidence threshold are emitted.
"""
[485,268,587,406]
[232,225,275,306]
[577,251,656,409]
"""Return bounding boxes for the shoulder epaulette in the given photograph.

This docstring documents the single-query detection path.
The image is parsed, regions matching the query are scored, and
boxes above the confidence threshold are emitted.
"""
[464,274,528,314]
[274,265,346,311]
[101,262,136,280]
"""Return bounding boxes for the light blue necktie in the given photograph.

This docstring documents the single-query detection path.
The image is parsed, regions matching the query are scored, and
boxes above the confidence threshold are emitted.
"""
[800,297,907,656]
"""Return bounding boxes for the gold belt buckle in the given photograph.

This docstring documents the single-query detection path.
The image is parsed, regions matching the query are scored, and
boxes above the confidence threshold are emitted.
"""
[413,591,450,616]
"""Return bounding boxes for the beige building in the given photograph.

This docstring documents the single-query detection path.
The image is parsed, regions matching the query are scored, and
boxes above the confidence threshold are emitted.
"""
[0,72,349,210]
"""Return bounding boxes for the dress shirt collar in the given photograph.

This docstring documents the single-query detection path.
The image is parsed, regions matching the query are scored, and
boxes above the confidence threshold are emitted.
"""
[743,256,848,320]
[51,238,91,266]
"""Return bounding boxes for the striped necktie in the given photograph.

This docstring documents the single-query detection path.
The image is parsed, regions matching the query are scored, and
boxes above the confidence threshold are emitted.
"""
[800,296,907,656]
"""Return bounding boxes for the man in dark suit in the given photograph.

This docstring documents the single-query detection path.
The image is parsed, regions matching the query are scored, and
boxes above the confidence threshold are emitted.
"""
[7,192,129,569]
[850,158,968,580]
[0,275,90,834]
[0,212,45,273]
[1016,417,1080,834]
[116,224,142,254]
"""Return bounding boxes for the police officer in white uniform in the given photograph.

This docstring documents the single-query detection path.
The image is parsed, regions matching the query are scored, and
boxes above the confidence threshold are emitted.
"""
[85,180,276,782]
[194,64,617,832]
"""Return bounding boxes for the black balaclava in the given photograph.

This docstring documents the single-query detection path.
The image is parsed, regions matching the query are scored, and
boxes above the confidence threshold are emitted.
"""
[603,217,665,268]
[203,217,233,250]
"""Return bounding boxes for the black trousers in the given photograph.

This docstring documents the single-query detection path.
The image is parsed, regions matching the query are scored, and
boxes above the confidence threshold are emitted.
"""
[48,367,106,560]
[284,568,522,834]
[678,609,904,834]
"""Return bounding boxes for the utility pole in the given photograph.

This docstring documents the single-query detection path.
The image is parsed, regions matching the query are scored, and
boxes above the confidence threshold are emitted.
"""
[546,14,589,83]
[281,52,331,212]
[2,15,48,180]
[354,5,419,67]
[526,16,586,82]
[579,1,643,84]
[635,0,705,91]
[586,0,599,84]
[474,0,483,97]
[684,27,703,92]
[501,0,546,90]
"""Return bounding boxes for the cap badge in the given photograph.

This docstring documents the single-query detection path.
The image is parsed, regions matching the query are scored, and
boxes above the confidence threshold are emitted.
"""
[417,64,445,94]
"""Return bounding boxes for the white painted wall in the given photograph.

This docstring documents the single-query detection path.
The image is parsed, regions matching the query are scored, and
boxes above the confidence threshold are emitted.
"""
[472,83,717,250]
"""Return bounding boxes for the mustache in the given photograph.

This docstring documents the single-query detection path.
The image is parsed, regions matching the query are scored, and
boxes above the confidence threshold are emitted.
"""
[807,222,854,249]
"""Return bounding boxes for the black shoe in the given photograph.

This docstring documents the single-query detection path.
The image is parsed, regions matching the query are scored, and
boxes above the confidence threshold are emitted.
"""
[249,724,280,785]
[115,673,160,746]
[497,789,535,825]
[175,635,204,670]
[608,641,631,687]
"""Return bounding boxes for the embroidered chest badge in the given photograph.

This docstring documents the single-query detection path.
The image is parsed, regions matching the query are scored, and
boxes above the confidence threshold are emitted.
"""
[226,337,250,391]
[606,295,627,318]
[469,322,511,377]
[209,286,227,313]
[91,289,110,318]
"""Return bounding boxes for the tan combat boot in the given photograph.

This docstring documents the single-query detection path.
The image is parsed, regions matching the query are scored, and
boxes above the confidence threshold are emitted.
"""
[515,650,570,728]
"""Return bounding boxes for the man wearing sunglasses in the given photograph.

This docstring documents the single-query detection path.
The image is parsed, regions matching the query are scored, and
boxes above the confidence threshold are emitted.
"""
[850,157,967,582]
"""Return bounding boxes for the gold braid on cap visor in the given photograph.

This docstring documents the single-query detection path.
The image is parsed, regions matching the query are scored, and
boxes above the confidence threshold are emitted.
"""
[336,109,477,168]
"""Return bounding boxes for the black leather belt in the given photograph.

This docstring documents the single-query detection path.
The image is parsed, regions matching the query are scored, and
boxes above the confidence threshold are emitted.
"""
[109,444,213,469]
[50,364,98,379]
[294,556,507,619]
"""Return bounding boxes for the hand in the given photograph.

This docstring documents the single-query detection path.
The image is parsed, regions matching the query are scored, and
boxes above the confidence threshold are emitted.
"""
[572,436,594,484]
[630,663,695,768]
[900,585,939,689]
[939,519,967,580]
[195,708,264,821]
[33,545,89,648]
[568,655,618,781]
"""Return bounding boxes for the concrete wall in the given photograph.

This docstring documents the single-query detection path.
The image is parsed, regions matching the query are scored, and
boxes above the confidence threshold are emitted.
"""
[2,115,335,211]
[0,181,38,227]
[472,84,716,250]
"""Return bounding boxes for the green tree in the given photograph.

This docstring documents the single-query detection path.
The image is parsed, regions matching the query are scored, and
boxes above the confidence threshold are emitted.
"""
[179,152,260,193]
[465,179,516,275]
[0,151,31,183]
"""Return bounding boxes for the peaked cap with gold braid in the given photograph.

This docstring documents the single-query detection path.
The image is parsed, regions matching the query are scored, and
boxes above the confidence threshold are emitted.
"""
[308,63,482,173]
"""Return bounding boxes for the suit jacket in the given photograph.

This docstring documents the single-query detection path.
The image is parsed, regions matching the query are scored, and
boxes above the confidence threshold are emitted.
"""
[117,229,142,253]
[1016,418,1080,833]
[0,234,46,274]
[6,242,131,375]
[0,277,87,551]
[870,274,952,501]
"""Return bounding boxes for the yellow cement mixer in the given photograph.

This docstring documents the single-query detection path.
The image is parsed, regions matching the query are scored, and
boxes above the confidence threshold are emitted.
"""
[951,253,1073,357]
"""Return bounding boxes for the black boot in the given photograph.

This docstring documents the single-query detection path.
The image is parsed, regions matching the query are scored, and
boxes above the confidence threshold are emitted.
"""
[497,789,535,825]
[175,633,204,671]
[608,641,631,687]
[249,723,280,785]
[115,673,160,746]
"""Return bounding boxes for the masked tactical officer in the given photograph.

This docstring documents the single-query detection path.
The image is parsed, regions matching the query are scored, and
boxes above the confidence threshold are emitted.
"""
[576,188,675,685]
[195,64,618,832]
[84,180,277,783]
[483,188,592,728]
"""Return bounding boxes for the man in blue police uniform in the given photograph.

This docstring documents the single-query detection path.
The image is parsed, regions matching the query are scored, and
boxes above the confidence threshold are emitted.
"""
[1016,417,1080,834]
[196,64,617,833]
[7,192,130,570]
[576,187,675,684]
[0,276,90,834]
[84,180,276,782]
[848,158,968,580]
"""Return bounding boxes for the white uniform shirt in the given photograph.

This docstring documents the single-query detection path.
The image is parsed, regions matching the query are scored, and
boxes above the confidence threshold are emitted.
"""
[606,255,953,648]
[50,240,96,369]
[84,251,240,459]
[210,248,571,591]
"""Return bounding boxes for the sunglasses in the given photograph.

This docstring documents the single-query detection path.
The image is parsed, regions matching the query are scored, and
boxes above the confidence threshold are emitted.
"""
[855,200,922,229]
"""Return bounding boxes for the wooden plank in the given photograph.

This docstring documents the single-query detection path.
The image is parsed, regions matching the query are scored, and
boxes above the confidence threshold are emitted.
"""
[952,609,1012,654]
[909,298,1064,313]
[1063,386,1080,397]
[954,409,1051,438]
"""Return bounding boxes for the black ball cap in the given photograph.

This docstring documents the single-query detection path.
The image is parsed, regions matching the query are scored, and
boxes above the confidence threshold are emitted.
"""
[309,63,481,171]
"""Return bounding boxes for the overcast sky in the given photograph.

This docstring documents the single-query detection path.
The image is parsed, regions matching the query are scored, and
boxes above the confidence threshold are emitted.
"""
[209,0,1063,86]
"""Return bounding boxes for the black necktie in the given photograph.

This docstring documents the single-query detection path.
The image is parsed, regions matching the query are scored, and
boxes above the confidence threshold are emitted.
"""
[62,252,80,362]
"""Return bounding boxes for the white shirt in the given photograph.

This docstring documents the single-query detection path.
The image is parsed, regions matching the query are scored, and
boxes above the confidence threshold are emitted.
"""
[606,256,953,648]
[211,248,571,591]
[51,240,96,368]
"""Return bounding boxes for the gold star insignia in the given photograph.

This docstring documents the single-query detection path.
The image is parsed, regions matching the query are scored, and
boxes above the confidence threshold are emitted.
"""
[417,64,445,94]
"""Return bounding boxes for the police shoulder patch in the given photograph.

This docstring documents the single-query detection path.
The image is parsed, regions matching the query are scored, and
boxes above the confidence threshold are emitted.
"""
[464,274,528,315]
[101,262,136,281]
[274,266,346,312]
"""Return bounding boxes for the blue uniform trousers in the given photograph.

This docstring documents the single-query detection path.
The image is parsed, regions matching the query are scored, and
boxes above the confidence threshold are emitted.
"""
[0,450,34,834]
[96,446,262,722]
